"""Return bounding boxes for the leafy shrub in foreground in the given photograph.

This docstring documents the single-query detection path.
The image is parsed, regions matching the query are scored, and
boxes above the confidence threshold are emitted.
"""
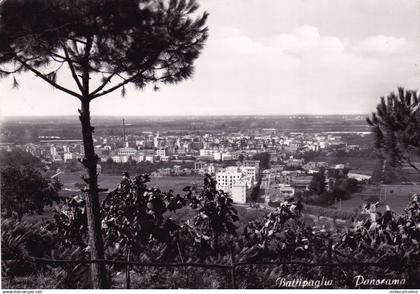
[3,174,420,288]
[1,220,56,276]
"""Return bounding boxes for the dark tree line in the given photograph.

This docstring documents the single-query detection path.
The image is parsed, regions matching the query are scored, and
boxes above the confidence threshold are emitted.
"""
[0,150,62,222]
[306,166,359,206]
[0,149,43,169]
[252,152,271,170]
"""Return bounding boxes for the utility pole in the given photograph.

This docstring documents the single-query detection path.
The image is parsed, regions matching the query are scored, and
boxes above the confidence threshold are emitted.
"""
[122,118,127,147]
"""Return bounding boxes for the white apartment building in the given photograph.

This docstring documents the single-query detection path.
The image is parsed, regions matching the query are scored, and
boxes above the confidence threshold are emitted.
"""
[221,152,233,161]
[231,180,247,204]
[117,147,138,157]
[63,152,73,162]
[156,149,167,157]
[160,155,170,162]
[213,152,222,161]
[133,154,145,162]
[199,149,215,157]
[145,155,154,163]
[216,168,242,191]
[216,166,255,204]
[208,164,215,175]
[50,145,57,157]
[111,147,138,163]
[112,155,129,163]
[241,166,257,182]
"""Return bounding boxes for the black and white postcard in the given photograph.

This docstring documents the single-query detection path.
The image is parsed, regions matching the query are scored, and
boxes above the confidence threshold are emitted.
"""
[0,0,419,291]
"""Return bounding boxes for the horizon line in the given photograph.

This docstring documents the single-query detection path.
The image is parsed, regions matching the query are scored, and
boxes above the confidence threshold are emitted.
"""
[1,113,370,119]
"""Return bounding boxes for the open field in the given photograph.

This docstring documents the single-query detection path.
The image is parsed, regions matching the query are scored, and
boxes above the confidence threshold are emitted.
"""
[336,184,415,214]
[312,155,379,172]
[23,171,416,225]
[24,172,415,224]
[58,172,203,195]
[312,155,420,182]
[149,176,203,195]
[18,173,205,223]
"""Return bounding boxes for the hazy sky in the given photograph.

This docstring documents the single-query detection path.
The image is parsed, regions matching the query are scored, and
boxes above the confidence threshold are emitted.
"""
[1,0,420,117]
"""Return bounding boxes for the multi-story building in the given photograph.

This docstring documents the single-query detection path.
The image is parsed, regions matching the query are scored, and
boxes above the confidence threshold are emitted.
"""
[199,149,216,157]
[278,172,292,185]
[216,167,243,191]
[221,152,233,161]
[50,145,57,157]
[291,176,313,192]
[231,180,247,203]
[216,166,255,204]
[194,161,204,170]
[213,152,222,161]
[110,147,139,163]
[241,166,258,183]
[117,147,138,157]
[63,152,73,162]
[160,155,170,162]
[243,160,260,169]
[208,164,215,175]
[286,158,305,168]
[156,148,167,157]
[145,155,154,163]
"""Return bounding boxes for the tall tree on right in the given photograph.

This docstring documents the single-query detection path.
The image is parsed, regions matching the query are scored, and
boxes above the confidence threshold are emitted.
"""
[367,87,420,173]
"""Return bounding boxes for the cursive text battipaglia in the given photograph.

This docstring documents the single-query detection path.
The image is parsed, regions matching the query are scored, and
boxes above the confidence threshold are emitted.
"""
[276,276,333,288]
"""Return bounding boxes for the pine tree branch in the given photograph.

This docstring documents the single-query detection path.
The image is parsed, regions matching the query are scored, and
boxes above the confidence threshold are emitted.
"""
[44,50,67,62]
[13,53,83,100]
[69,37,88,45]
[90,50,163,100]
[90,73,142,99]
[44,49,80,65]
[51,62,65,74]
[63,46,84,94]
[0,64,24,75]
[49,55,66,64]
[89,72,116,97]
[405,157,420,175]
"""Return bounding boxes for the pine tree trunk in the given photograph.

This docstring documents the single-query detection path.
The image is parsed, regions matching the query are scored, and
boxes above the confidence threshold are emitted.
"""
[17,206,23,222]
[79,99,109,288]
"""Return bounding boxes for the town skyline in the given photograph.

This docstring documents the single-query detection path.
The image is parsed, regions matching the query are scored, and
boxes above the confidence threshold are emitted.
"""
[0,113,377,205]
